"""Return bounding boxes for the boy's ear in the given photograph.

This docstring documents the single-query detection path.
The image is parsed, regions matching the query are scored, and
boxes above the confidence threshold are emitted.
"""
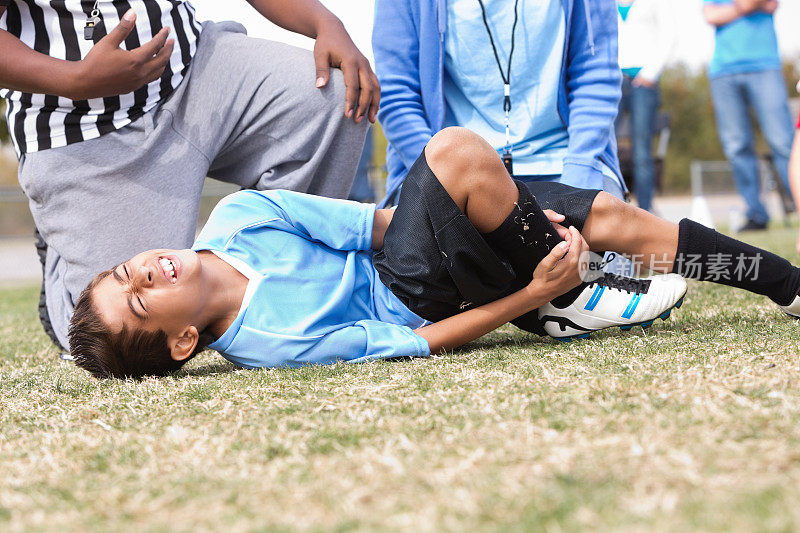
[169,326,199,362]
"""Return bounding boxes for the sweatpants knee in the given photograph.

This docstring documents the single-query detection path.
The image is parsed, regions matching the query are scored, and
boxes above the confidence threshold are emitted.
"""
[325,68,348,106]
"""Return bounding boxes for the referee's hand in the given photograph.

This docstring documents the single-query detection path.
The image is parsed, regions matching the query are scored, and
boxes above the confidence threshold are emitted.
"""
[313,20,380,124]
[67,9,175,101]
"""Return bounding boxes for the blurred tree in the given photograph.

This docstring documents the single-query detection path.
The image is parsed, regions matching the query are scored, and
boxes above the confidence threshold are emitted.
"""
[659,64,724,192]
[0,101,8,144]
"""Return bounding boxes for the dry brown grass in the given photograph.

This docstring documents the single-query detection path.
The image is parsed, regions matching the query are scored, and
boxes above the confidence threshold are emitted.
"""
[2,227,800,532]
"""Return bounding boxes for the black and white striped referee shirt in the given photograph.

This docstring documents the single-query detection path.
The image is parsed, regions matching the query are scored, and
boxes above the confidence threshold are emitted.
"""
[0,0,201,156]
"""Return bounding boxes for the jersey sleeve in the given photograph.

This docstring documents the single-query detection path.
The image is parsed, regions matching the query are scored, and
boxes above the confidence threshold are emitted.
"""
[196,189,377,252]
[217,320,431,369]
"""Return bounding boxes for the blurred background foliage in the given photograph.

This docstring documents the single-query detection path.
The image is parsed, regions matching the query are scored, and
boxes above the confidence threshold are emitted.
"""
[658,59,799,192]
[0,101,7,144]
[0,60,798,194]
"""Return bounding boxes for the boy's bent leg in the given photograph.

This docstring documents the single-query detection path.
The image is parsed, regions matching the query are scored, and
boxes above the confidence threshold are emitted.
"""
[582,192,679,270]
[423,128,686,337]
[580,193,800,307]
[672,218,800,308]
[19,115,208,349]
[424,128,521,232]
[424,128,566,282]
[165,22,366,199]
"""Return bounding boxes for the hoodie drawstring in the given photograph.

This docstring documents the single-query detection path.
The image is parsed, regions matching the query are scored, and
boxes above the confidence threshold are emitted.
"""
[438,0,446,42]
[582,0,596,55]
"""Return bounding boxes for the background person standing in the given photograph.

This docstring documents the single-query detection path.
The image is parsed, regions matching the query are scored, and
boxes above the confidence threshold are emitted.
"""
[704,0,794,231]
[616,0,676,212]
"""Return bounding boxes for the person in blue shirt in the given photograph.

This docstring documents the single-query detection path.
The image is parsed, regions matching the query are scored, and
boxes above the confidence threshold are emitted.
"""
[704,0,795,231]
[67,128,800,380]
[372,0,625,206]
[616,0,676,212]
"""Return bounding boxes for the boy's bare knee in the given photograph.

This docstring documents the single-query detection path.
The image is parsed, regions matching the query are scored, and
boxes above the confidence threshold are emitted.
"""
[425,127,503,191]
[426,128,476,164]
[427,127,497,162]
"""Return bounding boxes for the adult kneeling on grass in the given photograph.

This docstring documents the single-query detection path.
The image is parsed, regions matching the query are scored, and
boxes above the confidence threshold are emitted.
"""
[70,129,800,379]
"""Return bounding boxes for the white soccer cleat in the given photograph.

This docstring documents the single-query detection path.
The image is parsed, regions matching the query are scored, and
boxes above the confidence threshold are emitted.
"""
[538,273,688,340]
[779,296,800,318]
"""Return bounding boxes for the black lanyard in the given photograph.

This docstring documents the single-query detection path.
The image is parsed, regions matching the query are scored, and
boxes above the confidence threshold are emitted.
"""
[476,0,520,175]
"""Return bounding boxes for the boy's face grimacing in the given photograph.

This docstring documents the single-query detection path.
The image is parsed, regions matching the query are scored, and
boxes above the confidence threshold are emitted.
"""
[92,249,206,361]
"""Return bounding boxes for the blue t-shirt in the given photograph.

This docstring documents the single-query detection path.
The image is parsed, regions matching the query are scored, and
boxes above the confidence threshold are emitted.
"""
[194,190,430,369]
[443,0,569,176]
[704,0,781,77]
[442,0,618,182]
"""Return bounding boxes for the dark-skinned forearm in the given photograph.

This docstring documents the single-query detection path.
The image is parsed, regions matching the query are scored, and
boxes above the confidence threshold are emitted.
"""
[414,285,553,354]
[736,0,769,11]
[704,0,769,26]
[370,208,394,250]
[245,0,342,39]
[0,29,79,97]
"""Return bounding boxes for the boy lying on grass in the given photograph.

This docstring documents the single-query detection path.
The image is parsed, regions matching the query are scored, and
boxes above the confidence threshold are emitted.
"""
[69,128,800,379]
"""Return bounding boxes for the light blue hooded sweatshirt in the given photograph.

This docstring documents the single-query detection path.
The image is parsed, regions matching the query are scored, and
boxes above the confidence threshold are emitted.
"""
[373,0,624,206]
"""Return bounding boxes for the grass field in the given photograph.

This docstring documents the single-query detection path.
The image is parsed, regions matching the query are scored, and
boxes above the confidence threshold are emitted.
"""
[2,227,800,532]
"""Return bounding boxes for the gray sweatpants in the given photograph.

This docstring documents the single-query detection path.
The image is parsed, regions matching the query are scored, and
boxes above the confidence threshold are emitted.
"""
[17,22,368,349]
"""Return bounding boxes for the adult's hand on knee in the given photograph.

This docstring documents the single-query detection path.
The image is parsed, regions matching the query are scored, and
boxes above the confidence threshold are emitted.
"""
[68,10,174,101]
[313,22,380,124]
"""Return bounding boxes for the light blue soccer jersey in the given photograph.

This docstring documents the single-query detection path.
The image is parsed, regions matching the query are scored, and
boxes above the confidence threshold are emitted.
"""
[193,190,430,369]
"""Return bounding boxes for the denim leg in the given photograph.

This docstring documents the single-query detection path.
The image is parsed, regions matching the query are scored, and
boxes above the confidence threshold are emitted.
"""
[745,69,794,192]
[616,76,633,133]
[710,74,768,224]
[630,83,659,211]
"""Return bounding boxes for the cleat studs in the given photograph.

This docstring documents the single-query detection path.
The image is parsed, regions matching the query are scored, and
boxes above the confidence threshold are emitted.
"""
[620,325,632,331]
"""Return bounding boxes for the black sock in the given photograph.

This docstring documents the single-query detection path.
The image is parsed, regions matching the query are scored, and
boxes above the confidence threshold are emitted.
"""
[673,218,800,306]
[481,182,586,334]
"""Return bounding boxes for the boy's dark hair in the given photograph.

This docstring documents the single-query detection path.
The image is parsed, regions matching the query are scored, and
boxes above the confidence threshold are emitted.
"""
[68,269,212,380]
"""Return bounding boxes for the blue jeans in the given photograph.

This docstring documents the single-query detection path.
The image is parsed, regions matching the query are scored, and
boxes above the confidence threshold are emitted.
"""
[710,69,794,224]
[617,76,660,211]
[349,126,376,202]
